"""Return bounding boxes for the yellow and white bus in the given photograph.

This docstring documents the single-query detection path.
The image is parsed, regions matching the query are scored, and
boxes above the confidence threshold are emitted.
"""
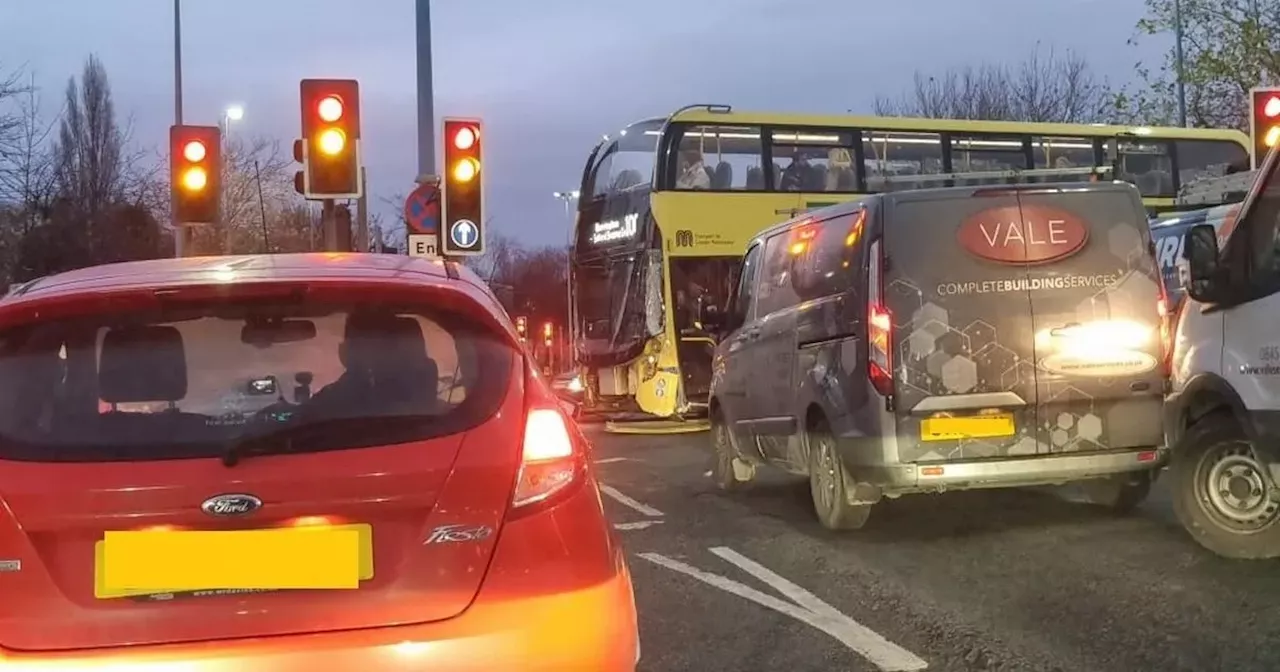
[569,104,1251,422]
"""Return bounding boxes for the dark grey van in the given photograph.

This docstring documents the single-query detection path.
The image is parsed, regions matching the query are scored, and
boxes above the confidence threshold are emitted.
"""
[707,182,1172,530]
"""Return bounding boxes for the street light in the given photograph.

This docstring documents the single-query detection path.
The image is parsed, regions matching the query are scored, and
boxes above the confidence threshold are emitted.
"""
[221,105,244,253]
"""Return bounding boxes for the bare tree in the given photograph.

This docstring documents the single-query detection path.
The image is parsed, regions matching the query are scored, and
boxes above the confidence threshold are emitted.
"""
[873,44,1115,123]
[0,64,29,174]
[53,54,128,256]
[199,135,293,254]
[464,231,521,282]
[0,73,58,231]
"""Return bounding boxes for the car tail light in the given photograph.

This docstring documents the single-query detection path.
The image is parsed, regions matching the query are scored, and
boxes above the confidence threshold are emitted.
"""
[512,368,585,513]
[867,239,894,397]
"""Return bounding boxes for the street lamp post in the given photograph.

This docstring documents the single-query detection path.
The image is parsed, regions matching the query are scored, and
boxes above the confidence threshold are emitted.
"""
[553,189,580,373]
[221,106,244,254]
[173,0,185,257]
[1174,0,1188,127]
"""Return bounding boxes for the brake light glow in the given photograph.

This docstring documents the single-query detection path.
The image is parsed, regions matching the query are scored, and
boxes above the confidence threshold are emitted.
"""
[867,239,894,397]
[1156,276,1175,377]
[512,401,582,509]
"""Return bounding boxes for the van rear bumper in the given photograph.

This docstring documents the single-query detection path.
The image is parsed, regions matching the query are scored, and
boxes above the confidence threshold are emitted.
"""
[856,448,1167,495]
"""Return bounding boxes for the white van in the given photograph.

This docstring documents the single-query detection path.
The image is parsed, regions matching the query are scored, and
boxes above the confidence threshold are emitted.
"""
[1168,146,1280,559]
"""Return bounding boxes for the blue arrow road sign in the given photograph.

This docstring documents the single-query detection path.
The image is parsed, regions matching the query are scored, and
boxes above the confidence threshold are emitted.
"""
[449,219,479,249]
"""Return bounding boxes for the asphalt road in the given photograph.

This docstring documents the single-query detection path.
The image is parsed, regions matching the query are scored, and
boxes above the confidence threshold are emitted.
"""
[589,426,1280,672]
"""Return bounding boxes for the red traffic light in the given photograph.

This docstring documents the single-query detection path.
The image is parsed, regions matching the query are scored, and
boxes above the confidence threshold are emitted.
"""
[453,125,478,150]
[170,124,221,223]
[318,95,344,122]
[1264,95,1280,118]
[183,140,207,162]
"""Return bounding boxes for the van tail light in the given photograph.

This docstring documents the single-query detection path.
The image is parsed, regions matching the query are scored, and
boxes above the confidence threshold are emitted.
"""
[866,239,894,397]
[512,366,586,514]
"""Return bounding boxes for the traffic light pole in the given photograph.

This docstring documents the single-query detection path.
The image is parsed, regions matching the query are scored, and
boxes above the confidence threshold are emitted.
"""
[172,0,187,258]
[321,199,337,251]
[357,168,369,252]
[415,0,436,178]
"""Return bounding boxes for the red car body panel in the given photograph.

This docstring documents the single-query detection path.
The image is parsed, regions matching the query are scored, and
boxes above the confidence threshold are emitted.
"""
[0,253,636,669]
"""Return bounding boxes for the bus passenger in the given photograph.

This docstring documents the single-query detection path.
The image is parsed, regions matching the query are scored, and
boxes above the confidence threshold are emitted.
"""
[826,148,855,191]
[677,149,711,190]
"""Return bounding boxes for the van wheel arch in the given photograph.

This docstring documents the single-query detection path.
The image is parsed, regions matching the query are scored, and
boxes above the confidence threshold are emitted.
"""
[1173,374,1253,449]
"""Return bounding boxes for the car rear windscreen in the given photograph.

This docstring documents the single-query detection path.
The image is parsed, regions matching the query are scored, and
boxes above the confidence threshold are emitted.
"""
[0,300,514,462]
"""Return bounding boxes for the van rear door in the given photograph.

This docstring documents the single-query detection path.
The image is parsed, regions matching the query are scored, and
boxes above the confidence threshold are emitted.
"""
[1016,185,1165,453]
[883,190,1042,463]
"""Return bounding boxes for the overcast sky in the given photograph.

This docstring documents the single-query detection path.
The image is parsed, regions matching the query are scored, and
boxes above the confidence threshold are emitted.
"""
[2,0,1166,247]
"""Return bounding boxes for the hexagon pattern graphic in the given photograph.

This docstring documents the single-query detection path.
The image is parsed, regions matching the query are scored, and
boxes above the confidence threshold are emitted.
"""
[883,218,1157,461]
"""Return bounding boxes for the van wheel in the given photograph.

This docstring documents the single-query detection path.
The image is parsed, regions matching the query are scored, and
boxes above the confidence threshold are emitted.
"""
[807,421,872,530]
[1171,416,1280,559]
[710,409,750,491]
[1082,470,1154,514]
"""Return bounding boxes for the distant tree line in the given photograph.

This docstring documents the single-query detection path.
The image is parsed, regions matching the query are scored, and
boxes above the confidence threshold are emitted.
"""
[875,0,1280,130]
[0,55,398,286]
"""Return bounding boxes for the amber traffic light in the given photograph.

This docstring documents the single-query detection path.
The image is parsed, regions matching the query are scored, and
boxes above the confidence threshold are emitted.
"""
[299,79,362,199]
[170,125,221,224]
[1250,87,1280,169]
[441,117,484,256]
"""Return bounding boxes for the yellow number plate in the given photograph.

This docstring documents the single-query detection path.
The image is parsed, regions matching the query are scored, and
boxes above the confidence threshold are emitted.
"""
[921,414,1015,441]
[94,523,374,599]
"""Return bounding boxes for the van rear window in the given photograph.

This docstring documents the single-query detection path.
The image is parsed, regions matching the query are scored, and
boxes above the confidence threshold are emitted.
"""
[0,300,513,462]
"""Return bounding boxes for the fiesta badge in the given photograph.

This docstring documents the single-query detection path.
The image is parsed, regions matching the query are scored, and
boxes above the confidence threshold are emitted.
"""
[201,493,263,517]
[956,204,1089,265]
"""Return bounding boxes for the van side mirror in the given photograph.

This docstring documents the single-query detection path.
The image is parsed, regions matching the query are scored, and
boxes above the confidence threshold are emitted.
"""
[1184,224,1223,303]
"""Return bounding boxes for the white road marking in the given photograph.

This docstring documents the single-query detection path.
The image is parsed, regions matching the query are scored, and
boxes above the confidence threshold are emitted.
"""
[638,549,928,672]
[596,457,630,464]
[600,485,664,517]
[614,520,664,531]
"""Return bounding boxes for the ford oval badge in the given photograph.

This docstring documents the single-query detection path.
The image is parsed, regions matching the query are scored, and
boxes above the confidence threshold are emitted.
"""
[201,493,263,517]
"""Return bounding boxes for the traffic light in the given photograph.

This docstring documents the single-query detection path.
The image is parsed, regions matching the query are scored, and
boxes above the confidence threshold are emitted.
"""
[515,316,528,339]
[542,321,553,347]
[299,79,362,199]
[1250,87,1280,168]
[441,118,485,256]
[170,125,221,224]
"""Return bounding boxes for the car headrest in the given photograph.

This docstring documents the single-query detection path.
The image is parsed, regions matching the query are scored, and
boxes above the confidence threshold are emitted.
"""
[345,314,429,363]
[99,326,188,403]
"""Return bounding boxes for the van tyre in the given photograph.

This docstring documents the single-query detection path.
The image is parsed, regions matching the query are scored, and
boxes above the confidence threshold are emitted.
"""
[807,421,872,530]
[1082,470,1154,514]
[710,409,750,491]
[1171,416,1280,559]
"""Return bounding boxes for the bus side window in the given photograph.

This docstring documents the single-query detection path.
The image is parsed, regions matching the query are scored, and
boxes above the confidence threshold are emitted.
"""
[1031,136,1094,182]
[862,131,944,192]
[1109,139,1175,198]
[949,135,1029,186]
[770,129,859,193]
[674,125,763,191]
[1176,139,1250,188]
